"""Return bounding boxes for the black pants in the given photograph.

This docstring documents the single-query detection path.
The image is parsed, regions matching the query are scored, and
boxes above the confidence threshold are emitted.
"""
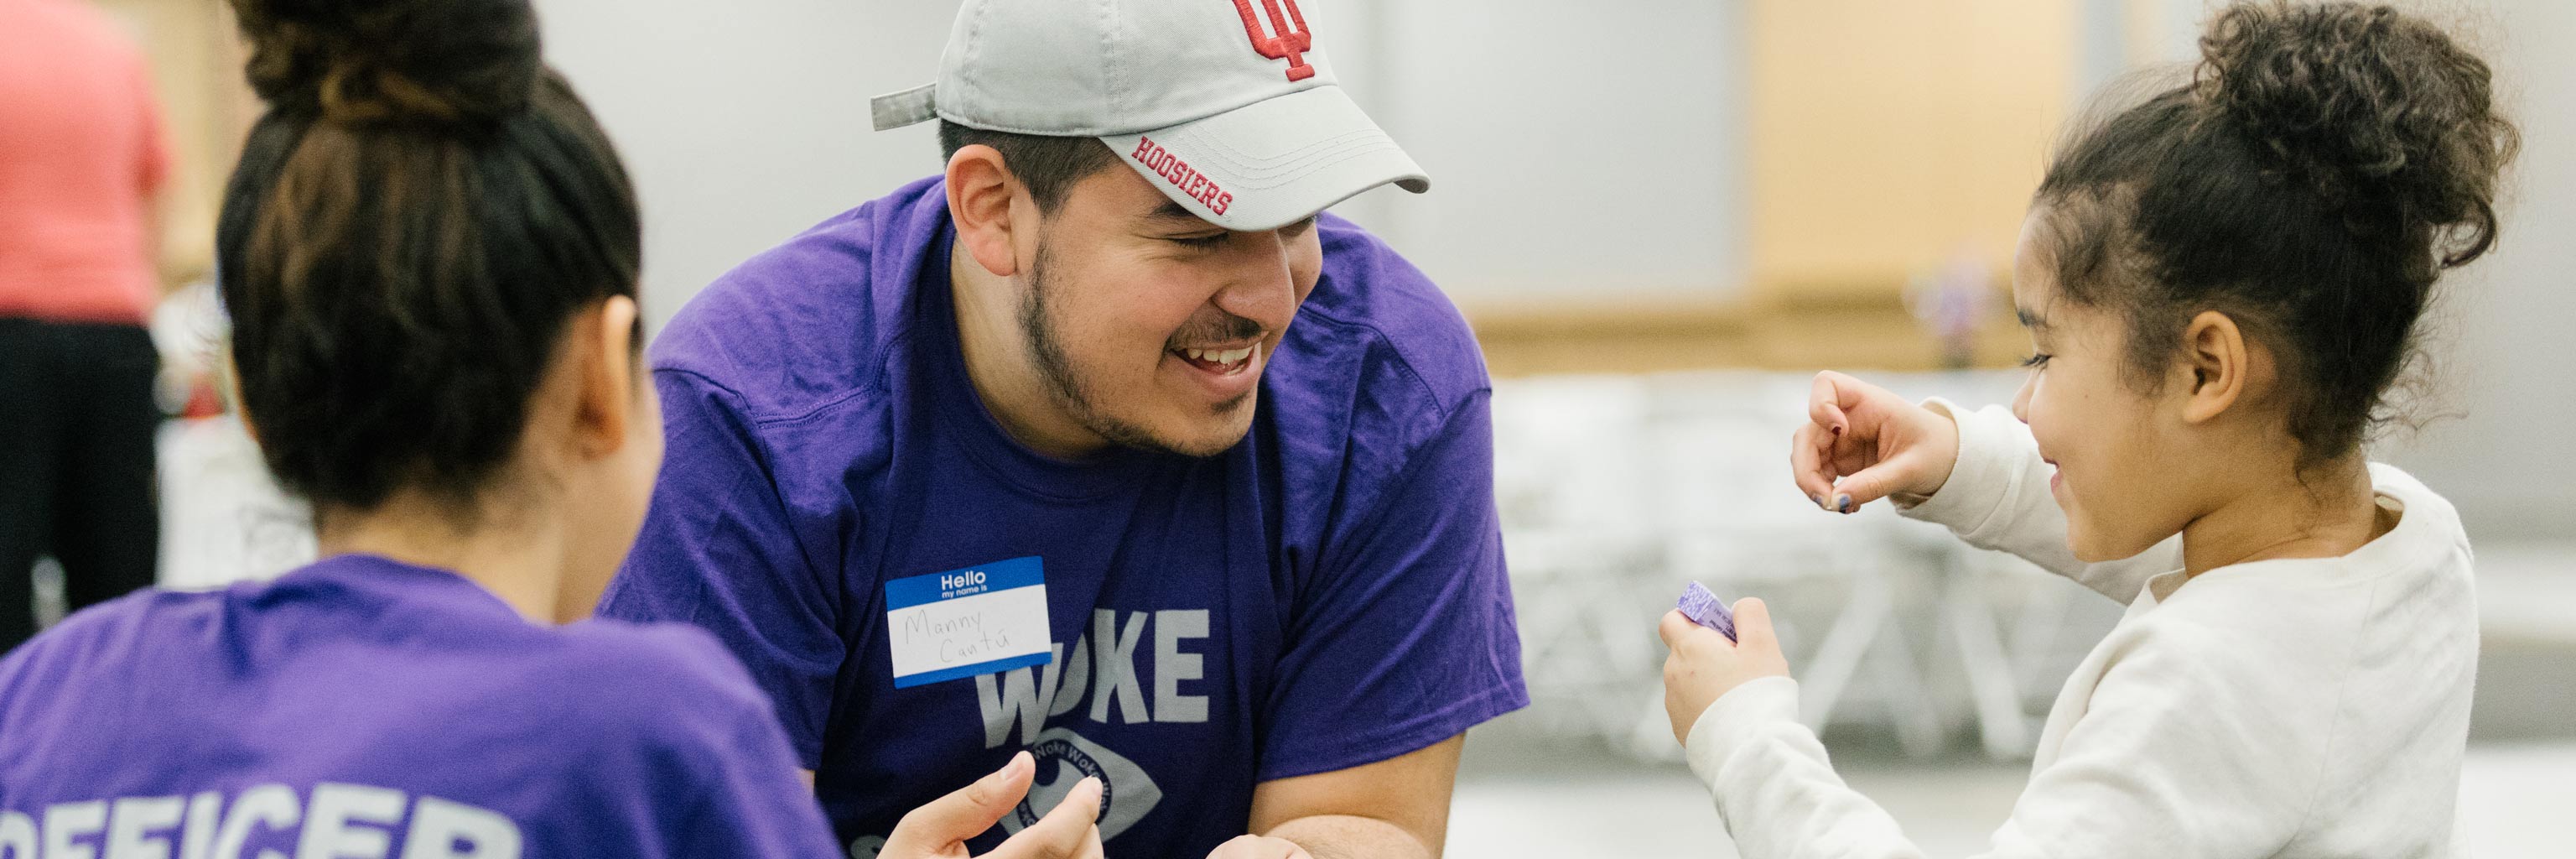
[0,316,160,652]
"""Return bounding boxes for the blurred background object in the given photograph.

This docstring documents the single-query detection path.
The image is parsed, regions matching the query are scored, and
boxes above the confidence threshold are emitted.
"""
[64,0,2573,853]
[0,0,200,651]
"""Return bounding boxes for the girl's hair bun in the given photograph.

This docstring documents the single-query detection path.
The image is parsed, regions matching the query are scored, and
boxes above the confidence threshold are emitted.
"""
[232,0,542,127]
[2196,1,2516,265]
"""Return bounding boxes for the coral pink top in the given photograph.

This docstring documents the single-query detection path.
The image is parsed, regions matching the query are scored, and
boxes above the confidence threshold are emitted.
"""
[0,0,172,325]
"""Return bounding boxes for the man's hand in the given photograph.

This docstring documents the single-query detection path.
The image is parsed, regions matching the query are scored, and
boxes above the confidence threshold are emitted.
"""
[1242,735,1462,859]
[1205,835,1314,859]
[882,752,1107,859]
[1659,598,1791,745]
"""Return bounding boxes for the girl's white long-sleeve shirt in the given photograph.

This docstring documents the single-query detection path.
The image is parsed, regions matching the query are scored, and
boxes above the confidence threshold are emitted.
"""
[1685,402,2480,858]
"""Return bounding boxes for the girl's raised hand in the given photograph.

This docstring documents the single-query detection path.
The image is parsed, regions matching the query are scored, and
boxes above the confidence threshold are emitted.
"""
[1791,371,1961,513]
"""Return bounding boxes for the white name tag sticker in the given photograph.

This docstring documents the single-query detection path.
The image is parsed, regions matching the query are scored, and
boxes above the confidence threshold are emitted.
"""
[886,556,1052,689]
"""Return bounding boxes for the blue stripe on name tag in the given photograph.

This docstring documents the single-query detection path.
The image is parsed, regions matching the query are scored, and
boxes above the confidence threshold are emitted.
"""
[886,556,1044,610]
[891,651,1053,690]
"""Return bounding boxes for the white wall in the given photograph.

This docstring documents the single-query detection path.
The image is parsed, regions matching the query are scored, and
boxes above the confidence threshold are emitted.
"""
[1362,0,1748,300]
[532,0,957,333]
[532,0,1750,330]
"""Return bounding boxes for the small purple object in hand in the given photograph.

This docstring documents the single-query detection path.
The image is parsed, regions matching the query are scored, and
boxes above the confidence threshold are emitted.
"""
[1678,581,1737,643]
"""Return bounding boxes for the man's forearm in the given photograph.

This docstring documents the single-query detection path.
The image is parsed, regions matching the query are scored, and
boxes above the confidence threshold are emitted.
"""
[1267,814,1437,859]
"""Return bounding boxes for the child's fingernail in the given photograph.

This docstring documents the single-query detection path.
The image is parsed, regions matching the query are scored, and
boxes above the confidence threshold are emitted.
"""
[1836,494,1853,513]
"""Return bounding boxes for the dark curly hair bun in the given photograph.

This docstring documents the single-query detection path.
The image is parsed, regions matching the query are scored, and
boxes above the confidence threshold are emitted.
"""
[232,0,541,127]
[2038,1,2518,470]
[218,0,641,511]
[2197,1,2516,266]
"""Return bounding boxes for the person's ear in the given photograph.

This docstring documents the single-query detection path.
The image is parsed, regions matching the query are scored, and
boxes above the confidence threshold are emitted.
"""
[2177,310,2251,424]
[571,295,641,461]
[945,145,1028,279]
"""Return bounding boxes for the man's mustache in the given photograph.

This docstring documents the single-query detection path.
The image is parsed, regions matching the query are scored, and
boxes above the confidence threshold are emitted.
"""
[1166,311,1266,347]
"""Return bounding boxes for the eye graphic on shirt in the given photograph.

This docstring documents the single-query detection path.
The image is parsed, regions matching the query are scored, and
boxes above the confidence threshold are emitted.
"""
[997,727,1164,841]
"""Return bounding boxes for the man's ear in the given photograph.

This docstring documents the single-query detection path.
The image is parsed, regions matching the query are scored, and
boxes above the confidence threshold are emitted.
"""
[2177,310,2252,425]
[572,295,641,461]
[946,145,1027,279]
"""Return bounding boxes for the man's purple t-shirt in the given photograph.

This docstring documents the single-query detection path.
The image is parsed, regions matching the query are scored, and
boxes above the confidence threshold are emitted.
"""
[0,554,839,858]
[599,176,1527,857]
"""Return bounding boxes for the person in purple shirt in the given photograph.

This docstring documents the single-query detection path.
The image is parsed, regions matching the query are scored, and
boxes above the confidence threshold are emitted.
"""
[598,1,1530,857]
[0,1,1107,856]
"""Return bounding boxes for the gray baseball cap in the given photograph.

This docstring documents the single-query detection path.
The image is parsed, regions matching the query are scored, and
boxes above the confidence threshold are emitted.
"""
[870,0,1430,232]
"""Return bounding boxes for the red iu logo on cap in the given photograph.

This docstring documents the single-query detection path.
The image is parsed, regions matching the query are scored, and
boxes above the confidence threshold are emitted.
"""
[1231,0,1314,82]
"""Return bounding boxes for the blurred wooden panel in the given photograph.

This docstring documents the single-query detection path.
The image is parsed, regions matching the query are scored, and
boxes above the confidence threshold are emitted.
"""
[1467,0,2071,378]
[93,0,256,288]
[1744,0,2072,301]
[1466,292,2032,377]
[1465,298,1761,377]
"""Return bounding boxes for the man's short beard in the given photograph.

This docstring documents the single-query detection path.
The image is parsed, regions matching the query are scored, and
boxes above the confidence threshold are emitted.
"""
[1021,237,1246,459]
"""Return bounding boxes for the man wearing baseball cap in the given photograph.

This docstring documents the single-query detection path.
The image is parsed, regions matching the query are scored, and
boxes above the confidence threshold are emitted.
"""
[600,1,1526,856]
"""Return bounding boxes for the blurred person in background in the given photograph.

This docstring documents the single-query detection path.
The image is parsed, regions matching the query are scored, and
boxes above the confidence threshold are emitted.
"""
[0,0,172,653]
